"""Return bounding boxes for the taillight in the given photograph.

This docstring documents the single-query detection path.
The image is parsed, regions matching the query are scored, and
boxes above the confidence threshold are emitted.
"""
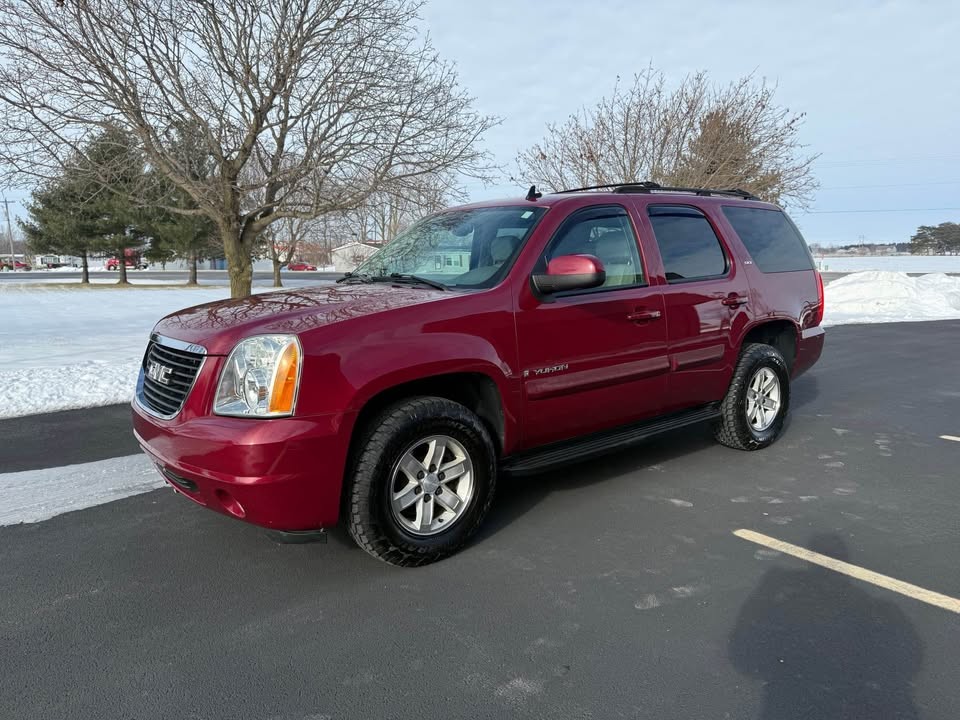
[811,270,825,326]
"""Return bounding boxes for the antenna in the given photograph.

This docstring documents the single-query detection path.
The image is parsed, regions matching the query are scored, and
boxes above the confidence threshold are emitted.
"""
[525,185,542,201]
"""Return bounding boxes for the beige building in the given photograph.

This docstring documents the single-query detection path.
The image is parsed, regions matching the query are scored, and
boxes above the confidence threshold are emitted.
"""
[331,242,379,273]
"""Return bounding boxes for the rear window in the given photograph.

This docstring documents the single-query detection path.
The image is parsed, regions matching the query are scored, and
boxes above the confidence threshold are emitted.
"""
[721,206,814,273]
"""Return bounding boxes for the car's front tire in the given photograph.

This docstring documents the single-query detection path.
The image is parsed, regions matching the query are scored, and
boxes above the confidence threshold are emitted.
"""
[346,397,497,566]
[714,343,791,451]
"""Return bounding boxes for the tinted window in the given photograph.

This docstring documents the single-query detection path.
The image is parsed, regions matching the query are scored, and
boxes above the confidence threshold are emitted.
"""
[648,206,727,282]
[544,206,644,289]
[353,206,546,288]
[722,206,814,273]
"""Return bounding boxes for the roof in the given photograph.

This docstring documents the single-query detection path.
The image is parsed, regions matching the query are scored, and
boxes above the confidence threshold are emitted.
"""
[332,242,379,251]
[448,184,780,214]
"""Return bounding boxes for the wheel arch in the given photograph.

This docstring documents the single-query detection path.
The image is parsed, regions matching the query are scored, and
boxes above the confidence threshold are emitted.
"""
[740,318,799,371]
[348,370,508,461]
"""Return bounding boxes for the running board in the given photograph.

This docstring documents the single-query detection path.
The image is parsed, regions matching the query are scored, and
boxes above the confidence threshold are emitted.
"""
[501,404,720,476]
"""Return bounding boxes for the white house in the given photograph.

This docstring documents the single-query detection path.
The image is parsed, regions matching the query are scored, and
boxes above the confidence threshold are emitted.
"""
[332,242,379,273]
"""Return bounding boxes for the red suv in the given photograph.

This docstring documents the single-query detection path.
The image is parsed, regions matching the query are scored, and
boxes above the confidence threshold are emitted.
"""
[132,183,824,565]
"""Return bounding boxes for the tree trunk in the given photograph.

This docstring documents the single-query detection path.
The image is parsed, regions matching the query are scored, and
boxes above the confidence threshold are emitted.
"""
[223,224,253,298]
[187,251,198,286]
[117,245,129,285]
[272,257,282,287]
[80,251,89,284]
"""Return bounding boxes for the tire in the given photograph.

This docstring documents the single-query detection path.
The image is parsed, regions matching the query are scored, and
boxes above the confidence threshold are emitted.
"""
[346,396,497,566]
[714,343,791,451]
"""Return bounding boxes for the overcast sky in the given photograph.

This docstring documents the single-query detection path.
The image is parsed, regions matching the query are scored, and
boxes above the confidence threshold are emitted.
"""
[3,2,956,250]
[423,0,959,247]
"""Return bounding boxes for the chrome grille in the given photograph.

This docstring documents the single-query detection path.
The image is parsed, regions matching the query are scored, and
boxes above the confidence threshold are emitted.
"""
[138,337,204,418]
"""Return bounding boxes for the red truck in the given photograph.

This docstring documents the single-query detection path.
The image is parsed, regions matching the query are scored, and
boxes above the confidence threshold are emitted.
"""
[106,250,148,270]
[133,183,824,565]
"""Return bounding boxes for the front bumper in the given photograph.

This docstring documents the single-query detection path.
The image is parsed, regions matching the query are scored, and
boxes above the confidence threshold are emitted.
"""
[132,400,354,530]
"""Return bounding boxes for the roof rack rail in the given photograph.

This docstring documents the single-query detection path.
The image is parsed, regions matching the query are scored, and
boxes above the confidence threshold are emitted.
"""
[555,181,760,201]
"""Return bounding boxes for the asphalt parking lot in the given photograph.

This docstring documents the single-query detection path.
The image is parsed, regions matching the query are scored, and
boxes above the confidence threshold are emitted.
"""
[2,321,959,719]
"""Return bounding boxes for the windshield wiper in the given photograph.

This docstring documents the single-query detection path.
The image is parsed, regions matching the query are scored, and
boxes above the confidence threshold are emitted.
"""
[376,273,448,291]
[336,271,374,284]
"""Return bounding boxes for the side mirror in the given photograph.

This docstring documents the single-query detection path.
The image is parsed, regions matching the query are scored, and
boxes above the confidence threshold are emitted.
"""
[531,254,606,294]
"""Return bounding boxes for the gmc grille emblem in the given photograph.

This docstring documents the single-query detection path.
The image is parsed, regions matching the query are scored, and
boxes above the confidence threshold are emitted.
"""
[147,361,173,385]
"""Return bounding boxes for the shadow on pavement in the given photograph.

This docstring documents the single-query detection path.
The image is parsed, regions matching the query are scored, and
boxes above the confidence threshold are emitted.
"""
[790,372,820,411]
[728,534,922,720]
[479,425,716,541]
[482,372,822,543]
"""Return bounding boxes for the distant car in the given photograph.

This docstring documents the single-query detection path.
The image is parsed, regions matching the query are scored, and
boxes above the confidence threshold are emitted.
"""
[106,257,148,271]
[287,262,318,271]
[12,260,31,271]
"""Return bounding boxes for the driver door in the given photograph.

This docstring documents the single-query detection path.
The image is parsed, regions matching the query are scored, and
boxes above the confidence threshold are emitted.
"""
[515,204,669,448]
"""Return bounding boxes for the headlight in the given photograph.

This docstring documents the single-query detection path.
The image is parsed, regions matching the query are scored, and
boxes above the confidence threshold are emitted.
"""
[214,335,302,417]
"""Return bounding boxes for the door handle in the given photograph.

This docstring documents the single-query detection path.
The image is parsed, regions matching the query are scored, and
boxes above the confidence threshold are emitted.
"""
[721,294,748,308]
[627,309,662,322]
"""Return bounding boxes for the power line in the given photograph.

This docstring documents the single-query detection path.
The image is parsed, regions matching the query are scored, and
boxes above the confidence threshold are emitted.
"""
[802,207,960,215]
[821,179,960,190]
[817,155,960,168]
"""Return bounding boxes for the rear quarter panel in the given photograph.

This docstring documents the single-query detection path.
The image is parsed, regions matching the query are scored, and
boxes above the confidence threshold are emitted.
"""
[710,205,822,329]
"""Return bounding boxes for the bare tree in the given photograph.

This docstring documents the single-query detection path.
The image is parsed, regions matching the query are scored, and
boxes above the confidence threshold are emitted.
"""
[516,67,817,207]
[349,171,464,244]
[264,216,321,287]
[0,0,496,297]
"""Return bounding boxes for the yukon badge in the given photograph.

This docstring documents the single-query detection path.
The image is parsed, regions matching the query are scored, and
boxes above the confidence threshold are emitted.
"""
[523,363,569,378]
[147,361,173,385]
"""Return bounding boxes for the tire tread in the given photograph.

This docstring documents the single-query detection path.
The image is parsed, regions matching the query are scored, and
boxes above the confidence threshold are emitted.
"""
[346,397,495,566]
[714,343,790,451]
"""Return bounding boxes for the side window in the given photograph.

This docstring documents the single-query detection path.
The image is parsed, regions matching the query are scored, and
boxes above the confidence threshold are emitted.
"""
[721,206,814,273]
[543,206,644,289]
[648,205,727,282]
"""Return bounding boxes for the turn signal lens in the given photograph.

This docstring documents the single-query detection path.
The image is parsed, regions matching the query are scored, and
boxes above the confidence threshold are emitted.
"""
[268,342,300,414]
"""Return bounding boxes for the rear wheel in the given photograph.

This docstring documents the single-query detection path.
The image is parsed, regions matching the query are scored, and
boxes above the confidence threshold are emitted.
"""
[714,343,790,450]
[346,397,496,566]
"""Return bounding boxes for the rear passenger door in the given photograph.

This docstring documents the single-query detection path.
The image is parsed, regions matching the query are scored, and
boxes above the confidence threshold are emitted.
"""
[640,204,751,413]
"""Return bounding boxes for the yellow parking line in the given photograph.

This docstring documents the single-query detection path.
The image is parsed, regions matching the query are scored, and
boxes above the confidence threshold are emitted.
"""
[734,529,960,615]
[940,435,960,443]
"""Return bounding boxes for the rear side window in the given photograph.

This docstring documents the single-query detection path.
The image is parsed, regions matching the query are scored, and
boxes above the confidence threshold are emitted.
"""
[721,206,814,273]
[648,205,727,282]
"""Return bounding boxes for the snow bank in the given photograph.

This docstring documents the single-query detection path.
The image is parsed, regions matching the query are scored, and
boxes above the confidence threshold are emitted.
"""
[0,454,162,526]
[0,285,236,418]
[1,281,335,419]
[823,271,960,326]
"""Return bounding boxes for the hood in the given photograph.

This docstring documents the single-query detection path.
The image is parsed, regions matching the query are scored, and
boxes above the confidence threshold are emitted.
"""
[153,283,451,355]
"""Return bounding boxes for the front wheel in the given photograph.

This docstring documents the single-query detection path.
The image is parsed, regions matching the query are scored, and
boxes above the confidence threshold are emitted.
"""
[714,343,791,450]
[346,397,496,566]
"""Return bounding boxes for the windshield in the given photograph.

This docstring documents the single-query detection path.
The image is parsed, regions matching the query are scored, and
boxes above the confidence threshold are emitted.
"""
[351,206,548,289]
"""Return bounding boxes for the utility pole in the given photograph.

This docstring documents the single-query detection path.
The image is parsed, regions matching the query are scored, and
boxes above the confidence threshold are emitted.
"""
[1,197,15,270]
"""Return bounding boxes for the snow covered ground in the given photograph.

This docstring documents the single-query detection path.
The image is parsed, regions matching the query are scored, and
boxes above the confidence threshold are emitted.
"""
[3,271,960,420]
[815,255,960,273]
[0,285,241,418]
[0,454,161,526]
[822,271,960,327]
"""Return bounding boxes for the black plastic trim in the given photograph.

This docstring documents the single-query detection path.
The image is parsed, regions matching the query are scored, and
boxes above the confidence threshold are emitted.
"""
[501,404,720,475]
